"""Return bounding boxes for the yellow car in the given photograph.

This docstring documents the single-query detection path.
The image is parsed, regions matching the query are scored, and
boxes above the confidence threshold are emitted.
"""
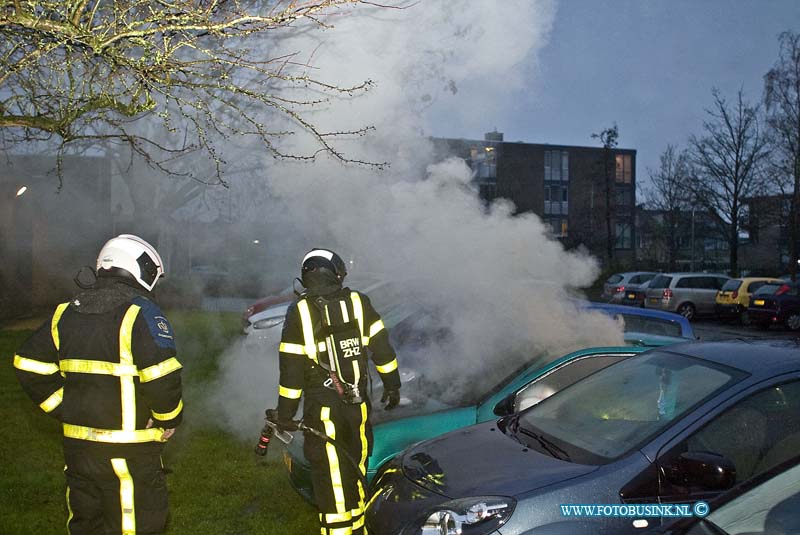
[715,277,783,324]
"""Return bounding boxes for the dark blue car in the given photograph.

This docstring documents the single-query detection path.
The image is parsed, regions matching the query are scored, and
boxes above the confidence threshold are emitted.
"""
[748,280,800,331]
[366,340,800,535]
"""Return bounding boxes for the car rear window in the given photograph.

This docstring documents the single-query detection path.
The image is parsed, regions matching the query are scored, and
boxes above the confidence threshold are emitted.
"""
[649,275,672,289]
[721,280,742,291]
[607,275,624,284]
[616,314,684,338]
[753,283,783,296]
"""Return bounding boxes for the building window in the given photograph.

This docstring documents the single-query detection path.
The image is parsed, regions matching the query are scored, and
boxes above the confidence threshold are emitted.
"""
[615,154,632,184]
[544,185,569,215]
[545,217,568,238]
[479,183,497,200]
[471,145,497,179]
[615,221,633,249]
[545,150,569,182]
[615,188,632,207]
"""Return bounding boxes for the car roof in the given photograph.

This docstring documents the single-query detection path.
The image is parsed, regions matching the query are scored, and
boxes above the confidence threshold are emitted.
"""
[660,339,800,376]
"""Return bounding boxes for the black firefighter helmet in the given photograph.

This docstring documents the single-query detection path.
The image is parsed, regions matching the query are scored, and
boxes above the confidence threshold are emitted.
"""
[301,248,347,289]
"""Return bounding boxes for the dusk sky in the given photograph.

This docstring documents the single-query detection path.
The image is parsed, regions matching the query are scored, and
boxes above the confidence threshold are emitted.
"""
[425,0,799,201]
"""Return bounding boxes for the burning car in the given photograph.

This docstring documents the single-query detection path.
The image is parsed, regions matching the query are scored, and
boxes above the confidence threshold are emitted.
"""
[282,303,696,503]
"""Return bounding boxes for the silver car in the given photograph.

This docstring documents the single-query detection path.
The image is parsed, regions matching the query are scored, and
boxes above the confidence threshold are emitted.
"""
[601,271,657,303]
[644,272,730,320]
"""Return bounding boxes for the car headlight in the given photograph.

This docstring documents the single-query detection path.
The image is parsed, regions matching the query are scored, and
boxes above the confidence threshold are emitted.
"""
[418,496,515,535]
[253,316,285,329]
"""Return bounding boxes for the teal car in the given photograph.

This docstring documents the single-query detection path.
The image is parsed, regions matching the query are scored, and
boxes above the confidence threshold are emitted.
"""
[283,343,664,503]
[281,304,695,502]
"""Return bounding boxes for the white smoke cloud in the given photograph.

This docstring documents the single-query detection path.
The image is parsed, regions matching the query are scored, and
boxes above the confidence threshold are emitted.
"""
[209,0,625,438]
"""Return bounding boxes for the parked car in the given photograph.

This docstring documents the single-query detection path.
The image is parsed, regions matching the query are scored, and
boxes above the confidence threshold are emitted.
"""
[620,278,654,308]
[243,277,391,341]
[601,272,657,303]
[644,272,730,320]
[748,280,800,331]
[241,283,295,331]
[715,277,783,325]
[283,304,695,503]
[583,303,695,344]
[241,273,383,331]
[365,339,800,535]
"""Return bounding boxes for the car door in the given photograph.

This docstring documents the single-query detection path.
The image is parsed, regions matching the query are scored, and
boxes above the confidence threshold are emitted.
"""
[692,276,718,314]
[654,378,800,504]
[617,376,800,520]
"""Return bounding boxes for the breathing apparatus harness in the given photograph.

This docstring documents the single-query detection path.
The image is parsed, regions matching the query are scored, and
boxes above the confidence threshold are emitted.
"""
[294,268,371,406]
[308,291,368,405]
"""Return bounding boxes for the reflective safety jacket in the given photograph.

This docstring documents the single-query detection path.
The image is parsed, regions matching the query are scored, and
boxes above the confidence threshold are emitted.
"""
[277,287,400,421]
[14,292,183,456]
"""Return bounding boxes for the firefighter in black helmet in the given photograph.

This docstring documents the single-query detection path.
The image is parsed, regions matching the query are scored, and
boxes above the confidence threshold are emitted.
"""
[274,248,401,535]
[14,234,183,535]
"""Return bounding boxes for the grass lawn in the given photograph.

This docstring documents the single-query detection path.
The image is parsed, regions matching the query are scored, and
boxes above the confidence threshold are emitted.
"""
[1,311,318,535]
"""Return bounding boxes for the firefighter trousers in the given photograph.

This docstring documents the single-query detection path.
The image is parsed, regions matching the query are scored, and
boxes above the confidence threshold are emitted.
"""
[303,398,372,535]
[64,449,168,535]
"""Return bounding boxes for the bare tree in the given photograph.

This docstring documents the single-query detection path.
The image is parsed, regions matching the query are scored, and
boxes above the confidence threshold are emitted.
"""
[764,30,800,280]
[645,145,691,271]
[591,123,618,265]
[0,0,397,184]
[688,88,771,277]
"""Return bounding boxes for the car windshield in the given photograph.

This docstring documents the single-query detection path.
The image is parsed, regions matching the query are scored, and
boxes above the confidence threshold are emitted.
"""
[721,280,742,291]
[514,351,745,464]
[607,274,624,284]
[648,275,672,289]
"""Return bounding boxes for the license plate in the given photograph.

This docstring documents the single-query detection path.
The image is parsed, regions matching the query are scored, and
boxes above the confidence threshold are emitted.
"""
[648,298,659,303]
[753,299,765,306]
[627,293,636,299]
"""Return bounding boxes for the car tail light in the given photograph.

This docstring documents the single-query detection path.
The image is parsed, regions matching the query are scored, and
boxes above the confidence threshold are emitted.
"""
[615,286,625,293]
[776,284,791,296]
[731,291,738,299]
[663,289,673,299]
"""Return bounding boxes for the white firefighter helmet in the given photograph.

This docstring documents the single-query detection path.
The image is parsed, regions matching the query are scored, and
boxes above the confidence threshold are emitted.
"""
[96,234,165,291]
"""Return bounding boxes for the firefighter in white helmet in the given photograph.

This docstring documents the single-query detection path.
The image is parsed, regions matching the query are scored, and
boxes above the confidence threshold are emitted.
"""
[14,234,183,535]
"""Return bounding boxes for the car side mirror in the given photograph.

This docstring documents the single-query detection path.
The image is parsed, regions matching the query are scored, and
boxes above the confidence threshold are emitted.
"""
[665,451,736,491]
[493,393,516,417]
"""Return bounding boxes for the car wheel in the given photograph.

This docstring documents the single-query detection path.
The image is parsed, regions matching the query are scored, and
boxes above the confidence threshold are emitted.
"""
[740,310,751,326]
[786,313,800,331]
[677,302,696,321]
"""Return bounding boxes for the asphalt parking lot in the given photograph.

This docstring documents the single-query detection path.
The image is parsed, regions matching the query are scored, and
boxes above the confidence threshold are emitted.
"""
[691,317,800,342]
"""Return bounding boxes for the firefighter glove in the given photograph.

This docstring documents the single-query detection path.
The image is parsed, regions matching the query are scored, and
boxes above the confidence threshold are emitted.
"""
[381,388,400,410]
